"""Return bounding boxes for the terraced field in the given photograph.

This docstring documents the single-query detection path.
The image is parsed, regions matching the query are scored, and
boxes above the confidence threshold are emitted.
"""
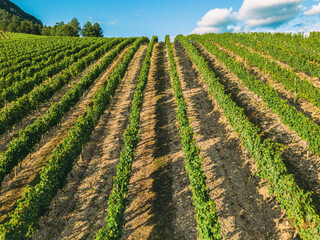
[0,32,320,239]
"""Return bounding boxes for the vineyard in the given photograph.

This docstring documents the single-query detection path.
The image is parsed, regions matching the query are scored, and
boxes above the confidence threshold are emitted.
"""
[0,32,12,39]
[0,31,320,239]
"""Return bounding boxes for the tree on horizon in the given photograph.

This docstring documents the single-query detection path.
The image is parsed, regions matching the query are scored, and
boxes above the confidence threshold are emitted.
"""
[69,17,81,36]
[81,21,103,37]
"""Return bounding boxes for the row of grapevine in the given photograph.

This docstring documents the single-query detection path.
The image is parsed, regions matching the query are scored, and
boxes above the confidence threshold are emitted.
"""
[0,38,134,186]
[208,34,320,110]
[176,35,320,239]
[0,39,122,135]
[0,39,92,81]
[0,31,11,39]
[94,36,158,240]
[0,38,86,74]
[271,33,320,63]
[228,33,320,77]
[0,40,105,104]
[241,33,320,64]
[0,37,79,66]
[308,32,320,49]
[0,37,148,239]
[165,36,222,239]
[0,36,82,62]
[0,40,95,91]
[191,35,320,157]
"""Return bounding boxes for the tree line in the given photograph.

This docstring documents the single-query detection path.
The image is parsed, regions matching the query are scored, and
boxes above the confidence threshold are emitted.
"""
[42,18,103,37]
[0,12,103,37]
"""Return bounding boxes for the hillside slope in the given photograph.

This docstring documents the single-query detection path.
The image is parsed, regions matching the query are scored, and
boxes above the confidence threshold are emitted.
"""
[0,0,42,25]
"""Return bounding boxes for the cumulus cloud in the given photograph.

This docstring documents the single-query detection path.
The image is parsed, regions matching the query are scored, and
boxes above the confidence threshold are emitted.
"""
[192,27,222,34]
[197,7,235,28]
[192,8,236,34]
[238,0,304,28]
[192,0,309,34]
[304,3,320,15]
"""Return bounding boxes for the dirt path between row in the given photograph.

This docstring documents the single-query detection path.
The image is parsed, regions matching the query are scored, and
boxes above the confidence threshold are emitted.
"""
[122,42,197,240]
[0,44,117,154]
[0,45,132,224]
[32,44,148,240]
[188,42,299,239]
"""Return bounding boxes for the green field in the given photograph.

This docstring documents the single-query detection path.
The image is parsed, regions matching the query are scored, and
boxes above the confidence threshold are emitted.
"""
[0,32,320,239]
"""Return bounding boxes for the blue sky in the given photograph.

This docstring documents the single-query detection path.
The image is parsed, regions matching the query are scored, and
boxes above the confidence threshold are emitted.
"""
[11,0,320,39]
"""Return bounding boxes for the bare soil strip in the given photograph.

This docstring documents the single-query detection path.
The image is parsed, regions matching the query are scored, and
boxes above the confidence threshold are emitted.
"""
[32,44,148,240]
[122,42,197,240]
[0,46,116,154]
[239,43,320,89]
[0,45,132,224]
[217,43,320,128]
[189,42,300,239]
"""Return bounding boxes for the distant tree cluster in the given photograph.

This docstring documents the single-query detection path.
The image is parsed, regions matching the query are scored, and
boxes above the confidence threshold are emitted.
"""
[0,0,103,37]
[0,11,104,37]
[41,18,80,37]
[81,22,103,37]
[41,18,103,37]
[0,9,42,35]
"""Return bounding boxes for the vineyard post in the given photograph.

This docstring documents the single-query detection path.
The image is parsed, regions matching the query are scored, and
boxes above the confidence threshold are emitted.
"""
[294,77,297,103]
[79,145,84,163]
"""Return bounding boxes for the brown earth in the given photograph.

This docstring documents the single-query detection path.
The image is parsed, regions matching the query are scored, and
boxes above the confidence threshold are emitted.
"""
[0,45,132,224]
[187,42,300,239]
[121,42,197,240]
[32,44,148,240]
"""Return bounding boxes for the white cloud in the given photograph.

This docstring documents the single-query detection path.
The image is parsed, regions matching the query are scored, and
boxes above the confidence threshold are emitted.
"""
[239,0,304,28]
[197,7,235,28]
[192,27,222,34]
[304,3,320,15]
[108,19,118,26]
[191,0,309,34]
[192,8,236,34]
